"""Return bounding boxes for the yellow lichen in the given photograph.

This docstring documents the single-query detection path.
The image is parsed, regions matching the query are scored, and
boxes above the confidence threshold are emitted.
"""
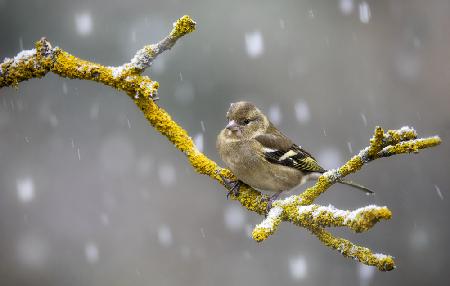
[338,155,364,177]
[368,126,384,158]
[144,45,156,58]
[299,175,332,205]
[252,227,271,242]
[252,206,284,241]
[348,207,392,233]
[0,39,54,87]
[290,205,391,233]
[385,128,417,146]
[171,15,196,38]
[383,136,441,157]
[235,186,266,215]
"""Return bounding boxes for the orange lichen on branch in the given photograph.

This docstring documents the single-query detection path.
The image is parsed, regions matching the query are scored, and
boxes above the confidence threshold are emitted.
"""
[0,16,441,272]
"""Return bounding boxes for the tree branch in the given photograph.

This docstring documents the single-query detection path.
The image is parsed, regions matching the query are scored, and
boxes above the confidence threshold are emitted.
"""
[0,15,441,272]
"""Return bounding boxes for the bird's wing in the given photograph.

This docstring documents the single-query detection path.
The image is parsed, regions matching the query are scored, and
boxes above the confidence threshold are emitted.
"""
[254,125,325,174]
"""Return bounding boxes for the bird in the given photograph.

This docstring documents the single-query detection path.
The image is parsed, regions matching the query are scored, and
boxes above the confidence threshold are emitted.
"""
[216,101,373,212]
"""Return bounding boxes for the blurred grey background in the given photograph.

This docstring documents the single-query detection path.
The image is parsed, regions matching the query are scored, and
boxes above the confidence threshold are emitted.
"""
[1,0,449,285]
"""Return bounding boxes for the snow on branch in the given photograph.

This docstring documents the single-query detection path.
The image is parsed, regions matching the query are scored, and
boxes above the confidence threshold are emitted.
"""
[0,16,441,272]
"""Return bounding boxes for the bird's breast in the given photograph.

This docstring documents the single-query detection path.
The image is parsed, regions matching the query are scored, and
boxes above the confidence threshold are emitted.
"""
[216,134,304,192]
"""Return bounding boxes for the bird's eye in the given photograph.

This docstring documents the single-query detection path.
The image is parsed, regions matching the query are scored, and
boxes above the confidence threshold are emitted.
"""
[242,119,251,125]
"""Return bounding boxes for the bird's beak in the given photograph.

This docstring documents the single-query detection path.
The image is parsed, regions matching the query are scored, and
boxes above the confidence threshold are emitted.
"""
[226,120,239,131]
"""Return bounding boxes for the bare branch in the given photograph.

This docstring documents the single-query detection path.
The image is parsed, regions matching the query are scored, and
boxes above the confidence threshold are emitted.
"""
[113,15,196,77]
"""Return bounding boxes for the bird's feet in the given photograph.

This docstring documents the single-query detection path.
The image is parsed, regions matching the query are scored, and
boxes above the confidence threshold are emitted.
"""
[260,191,283,215]
[220,175,241,199]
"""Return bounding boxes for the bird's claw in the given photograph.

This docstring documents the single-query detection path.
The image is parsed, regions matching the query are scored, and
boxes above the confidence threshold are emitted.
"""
[220,175,241,199]
[260,191,282,216]
[259,196,273,216]
[226,181,241,199]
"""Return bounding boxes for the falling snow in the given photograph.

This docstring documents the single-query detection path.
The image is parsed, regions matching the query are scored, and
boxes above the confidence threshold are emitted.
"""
[158,163,176,187]
[289,255,307,280]
[245,31,264,59]
[360,112,368,126]
[158,224,173,247]
[200,120,206,132]
[347,141,353,154]
[358,264,375,286]
[224,204,246,232]
[294,100,311,124]
[358,2,371,24]
[434,185,444,200]
[268,105,282,125]
[339,0,354,15]
[84,242,99,264]
[17,177,35,203]
[193,133,204,152]
[75,12,93,36]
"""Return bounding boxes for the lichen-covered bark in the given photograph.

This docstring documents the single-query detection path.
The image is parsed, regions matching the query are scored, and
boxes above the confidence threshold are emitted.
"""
[0,15,441,272]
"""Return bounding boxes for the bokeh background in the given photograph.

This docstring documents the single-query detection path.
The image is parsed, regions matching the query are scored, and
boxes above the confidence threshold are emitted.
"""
[1,0,450,285]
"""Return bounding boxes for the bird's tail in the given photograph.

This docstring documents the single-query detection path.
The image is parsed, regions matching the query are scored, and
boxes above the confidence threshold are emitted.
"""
[337,179,374,195]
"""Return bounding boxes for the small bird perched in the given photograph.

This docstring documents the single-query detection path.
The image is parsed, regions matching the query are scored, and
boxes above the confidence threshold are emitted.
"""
[216,101,373,212]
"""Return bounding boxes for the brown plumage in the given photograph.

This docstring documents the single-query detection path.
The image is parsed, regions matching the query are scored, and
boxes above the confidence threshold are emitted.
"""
[216,101,372,210]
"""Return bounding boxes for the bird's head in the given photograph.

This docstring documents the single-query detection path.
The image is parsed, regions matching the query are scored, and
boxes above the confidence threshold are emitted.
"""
[224,101,268,138]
